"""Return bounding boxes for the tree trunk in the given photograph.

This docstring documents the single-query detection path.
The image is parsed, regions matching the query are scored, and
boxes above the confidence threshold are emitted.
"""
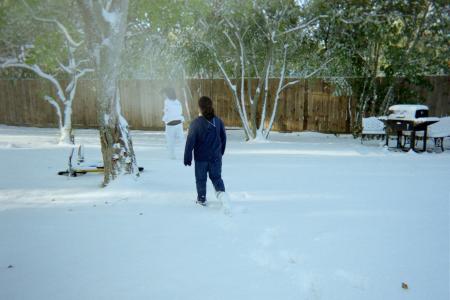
[97,84,137,185]
[249,79,258,138]
[354,77,370,135]
[96,4,136,185]
[77,0,138,185]
[59,104,73,144]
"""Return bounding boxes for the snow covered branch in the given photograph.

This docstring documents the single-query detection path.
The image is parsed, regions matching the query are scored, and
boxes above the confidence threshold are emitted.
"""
[0,2,94,144]
[21,0,83,48]
[1,59,67,103]
[44,95,63,129]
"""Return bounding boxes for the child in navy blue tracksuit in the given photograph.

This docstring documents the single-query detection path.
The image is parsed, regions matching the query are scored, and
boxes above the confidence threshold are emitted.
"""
[184,96,227,205]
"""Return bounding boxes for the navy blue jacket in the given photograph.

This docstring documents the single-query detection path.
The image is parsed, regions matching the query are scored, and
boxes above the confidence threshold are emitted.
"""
[184,116,226,164]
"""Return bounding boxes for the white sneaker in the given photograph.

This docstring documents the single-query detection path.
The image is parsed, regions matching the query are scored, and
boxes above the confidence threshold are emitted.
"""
[216,191,232,215]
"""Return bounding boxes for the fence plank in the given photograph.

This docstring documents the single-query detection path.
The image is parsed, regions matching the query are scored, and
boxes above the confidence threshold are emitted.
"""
[0,77,448,133]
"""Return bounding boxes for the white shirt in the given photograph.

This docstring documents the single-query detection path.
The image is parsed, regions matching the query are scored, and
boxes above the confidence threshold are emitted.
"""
[162,98,185,124]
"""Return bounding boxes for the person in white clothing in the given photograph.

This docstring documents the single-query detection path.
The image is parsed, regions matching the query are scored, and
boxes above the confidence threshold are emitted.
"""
[161,87,185,159]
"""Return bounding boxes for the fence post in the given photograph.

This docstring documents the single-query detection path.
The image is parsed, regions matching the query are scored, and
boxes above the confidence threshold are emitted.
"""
[303,79,309,130]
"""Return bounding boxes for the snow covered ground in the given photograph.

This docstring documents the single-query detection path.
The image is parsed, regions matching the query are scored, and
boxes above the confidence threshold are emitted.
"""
[0,125,449,300]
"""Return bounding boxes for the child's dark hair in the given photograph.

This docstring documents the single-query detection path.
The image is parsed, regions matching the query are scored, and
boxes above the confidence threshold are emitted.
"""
[198,96,215,120]
[161,87,176,100]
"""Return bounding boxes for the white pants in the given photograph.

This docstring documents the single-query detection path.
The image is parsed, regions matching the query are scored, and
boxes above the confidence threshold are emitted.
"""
[165,123,184,159]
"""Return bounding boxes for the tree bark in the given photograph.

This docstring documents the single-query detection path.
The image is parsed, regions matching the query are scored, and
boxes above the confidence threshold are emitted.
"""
[77,0,138,185]
[59,103,73,144]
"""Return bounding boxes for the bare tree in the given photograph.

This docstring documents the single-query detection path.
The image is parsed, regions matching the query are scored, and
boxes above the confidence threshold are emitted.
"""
[198,1,330,140]
[76,0,138,185]
[0,4,93,144]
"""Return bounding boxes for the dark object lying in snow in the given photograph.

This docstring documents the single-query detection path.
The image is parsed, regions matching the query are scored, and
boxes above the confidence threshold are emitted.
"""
[58,144,143,176]
[58,166,144,176]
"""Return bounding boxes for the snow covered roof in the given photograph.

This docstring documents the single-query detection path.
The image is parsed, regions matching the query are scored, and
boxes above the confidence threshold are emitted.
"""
[388,104,429,112]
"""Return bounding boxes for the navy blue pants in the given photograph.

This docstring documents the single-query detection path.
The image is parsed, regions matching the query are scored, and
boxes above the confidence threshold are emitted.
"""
[195,159,225,201]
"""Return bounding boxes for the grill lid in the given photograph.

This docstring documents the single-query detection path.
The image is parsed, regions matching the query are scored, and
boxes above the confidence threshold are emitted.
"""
[388,104,429,121]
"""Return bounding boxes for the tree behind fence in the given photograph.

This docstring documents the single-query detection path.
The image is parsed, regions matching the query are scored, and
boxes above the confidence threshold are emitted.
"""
[0,77,448,133]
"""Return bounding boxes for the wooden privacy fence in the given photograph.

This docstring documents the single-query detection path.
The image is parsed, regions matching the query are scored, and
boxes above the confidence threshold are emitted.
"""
[0,77,448,133]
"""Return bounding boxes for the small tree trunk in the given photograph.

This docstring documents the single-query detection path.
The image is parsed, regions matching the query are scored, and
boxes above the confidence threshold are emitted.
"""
[247,76,258,138]
[257,54,273,138]
[182,86,192,121]
[380,84,395,115]
[354,77,369,135]
[59,103,73,144]
[59,127,73,144]
[347,95,353,134]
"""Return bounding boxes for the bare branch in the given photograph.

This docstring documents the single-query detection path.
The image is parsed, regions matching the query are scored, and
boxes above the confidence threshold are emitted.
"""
[222,30,237,50]
[57,59,72,74]
[1,59,66,102]
[301,58,334,79]
[44,95,63,129]
[282,15,328,35]
[21,0,83,48]
[235,32,250,127]
[277,58,334,93]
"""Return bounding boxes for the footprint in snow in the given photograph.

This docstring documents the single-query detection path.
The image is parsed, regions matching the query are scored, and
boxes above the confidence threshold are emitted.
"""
[259,227,280,247]
[334,269,368,290]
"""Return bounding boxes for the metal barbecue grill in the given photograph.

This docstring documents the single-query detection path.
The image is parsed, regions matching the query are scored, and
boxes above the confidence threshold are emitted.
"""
[381,105,440,152]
